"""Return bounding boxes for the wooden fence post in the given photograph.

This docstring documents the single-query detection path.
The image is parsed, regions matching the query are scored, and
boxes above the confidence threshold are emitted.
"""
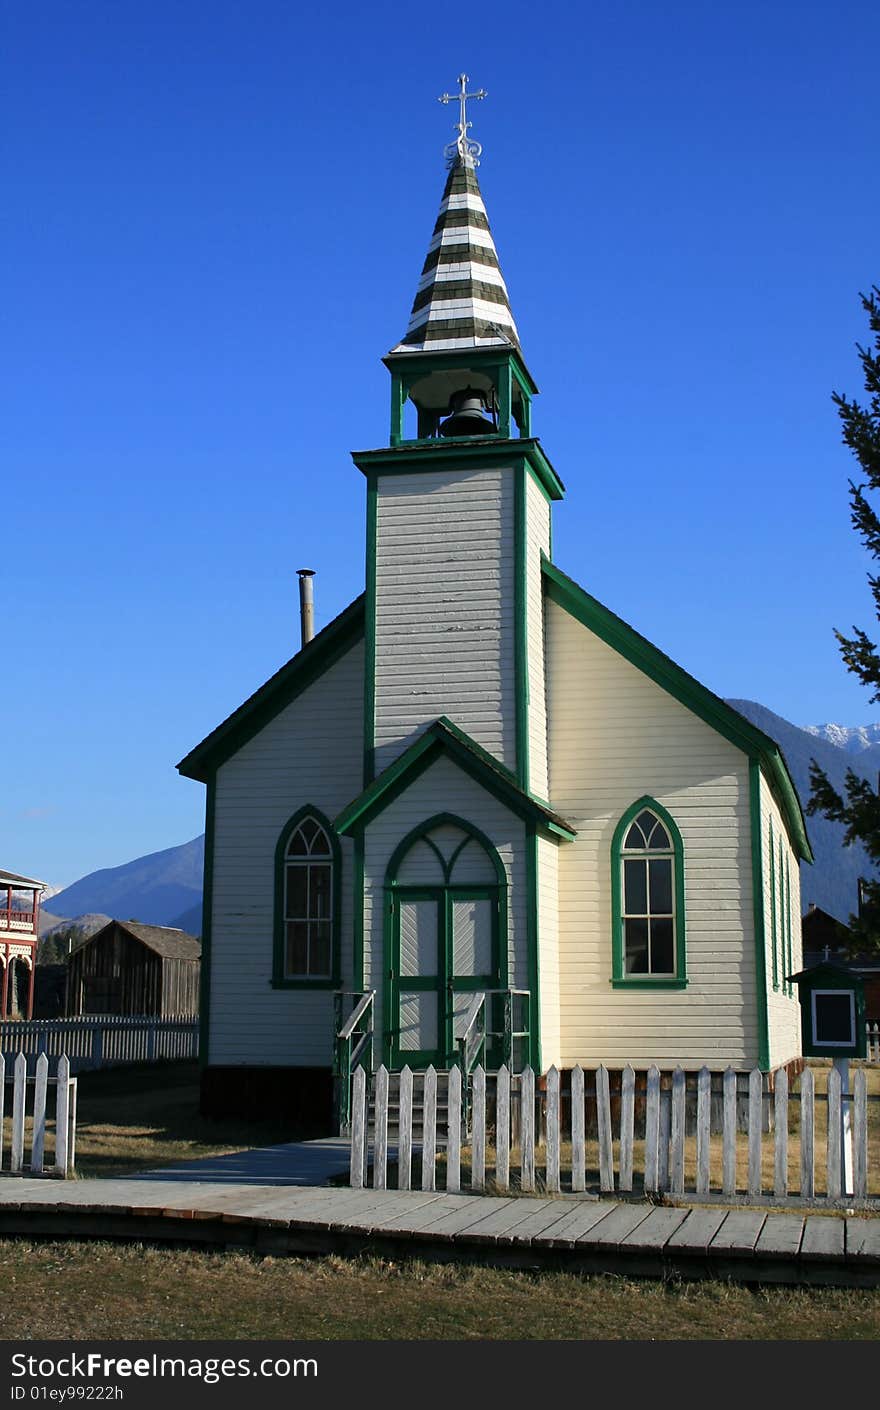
[722,1068,737,1197]
[695,1066,711,1197]
[495,1065,510,1192]
[545,1067,560,1194]
[422,1065,437,1192]
[471,1066,486,1193]
[67,1077,77,1173]
[854,1067,868,1200]
[670,1067,686,1196]
[800,1067,815,1199]
[398,1065,413,1192]
[826,1065,842,1201]
[30,1052,49,1173]
[748,1068,763,1199]
[596,1065,614,1194]
[520,1067,535,1192]
[774,1068,789,1199]
[644,1066,660,1193]
[55,1056,70,1176]
[570,1065,585,1194]
[372,1065,389,1191]
[619,1065,635,1193]
[446,1066,462,1194]
[350,1065,366,1190]
[11,1053,26,1172]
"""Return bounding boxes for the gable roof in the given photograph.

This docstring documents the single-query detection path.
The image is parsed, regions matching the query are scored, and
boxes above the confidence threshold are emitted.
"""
[542,555,813,862]
[0,869,44,889]
[334,717,576,840]
[177,594,365,782]
[84,920,201,961]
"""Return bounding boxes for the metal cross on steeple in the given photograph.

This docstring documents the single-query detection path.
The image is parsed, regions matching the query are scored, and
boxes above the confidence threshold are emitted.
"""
[438,73,487,168]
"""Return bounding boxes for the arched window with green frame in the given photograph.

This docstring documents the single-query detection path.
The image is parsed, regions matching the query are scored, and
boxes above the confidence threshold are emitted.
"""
[611,797,686,989]
[272,805,341,989]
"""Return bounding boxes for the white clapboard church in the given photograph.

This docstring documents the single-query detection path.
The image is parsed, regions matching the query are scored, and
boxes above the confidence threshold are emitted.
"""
[178,80,812,1122]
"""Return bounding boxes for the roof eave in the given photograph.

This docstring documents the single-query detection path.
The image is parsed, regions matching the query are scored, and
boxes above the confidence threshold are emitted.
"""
[177,594,365,783]
[542,555,812,863]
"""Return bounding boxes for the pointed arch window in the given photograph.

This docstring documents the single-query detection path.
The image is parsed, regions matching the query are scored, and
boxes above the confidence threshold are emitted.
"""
[273,807,341,988]
[611,798,686,988]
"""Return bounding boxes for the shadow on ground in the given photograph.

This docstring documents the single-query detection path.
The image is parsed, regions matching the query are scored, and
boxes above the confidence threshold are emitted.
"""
[127,1137,354,1185]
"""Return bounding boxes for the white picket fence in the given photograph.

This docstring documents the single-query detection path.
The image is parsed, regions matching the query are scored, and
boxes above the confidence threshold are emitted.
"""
[0,1015,198,1074]
[350,1063,878,1205]
[1,1052,76,1177]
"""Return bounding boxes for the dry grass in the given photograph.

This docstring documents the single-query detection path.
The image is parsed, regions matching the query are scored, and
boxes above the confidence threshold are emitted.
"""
[0,1240,877,1340]
[2,1061,309,1179]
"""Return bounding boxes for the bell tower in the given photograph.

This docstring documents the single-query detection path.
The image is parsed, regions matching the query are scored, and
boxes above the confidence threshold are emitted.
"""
[352,77,564,795]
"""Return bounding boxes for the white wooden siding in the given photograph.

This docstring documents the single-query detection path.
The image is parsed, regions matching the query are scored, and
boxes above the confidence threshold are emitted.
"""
[209,640,364,1067]
[760,772,803,1070]
[362,753,527,1055]
[525,472,551,798]
[546,598,759,1069]
[536,832,561,1068]
[373,467,516,775]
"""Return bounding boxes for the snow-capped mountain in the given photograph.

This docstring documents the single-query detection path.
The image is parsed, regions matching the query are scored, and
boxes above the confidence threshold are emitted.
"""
[729,700,880,925]
[803,722,880,754]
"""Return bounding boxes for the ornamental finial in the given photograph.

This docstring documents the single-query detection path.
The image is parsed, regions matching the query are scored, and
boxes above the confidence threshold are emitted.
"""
[438,73,486,168]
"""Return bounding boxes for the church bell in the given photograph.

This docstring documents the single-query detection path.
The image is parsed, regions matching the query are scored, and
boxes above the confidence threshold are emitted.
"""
[439,387,495,437]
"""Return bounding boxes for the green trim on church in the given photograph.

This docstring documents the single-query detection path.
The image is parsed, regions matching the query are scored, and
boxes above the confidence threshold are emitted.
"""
[609,796,688,990]
[334,716,576,840]
[749,760,772,1071]
[198,774,216,1069]
[351,437,565,504]
[514,462,529,791]
[363,476,378,784]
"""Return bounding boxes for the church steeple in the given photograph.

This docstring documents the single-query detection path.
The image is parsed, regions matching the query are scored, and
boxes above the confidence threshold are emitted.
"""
[384,76,535,446]
[391,129,519,353]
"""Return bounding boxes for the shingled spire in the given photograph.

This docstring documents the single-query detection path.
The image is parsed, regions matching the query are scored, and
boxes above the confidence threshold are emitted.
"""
[390,76,519,354]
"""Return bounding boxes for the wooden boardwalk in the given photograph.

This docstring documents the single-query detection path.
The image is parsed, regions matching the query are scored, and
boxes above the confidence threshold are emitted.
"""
[0,1179,877,1286]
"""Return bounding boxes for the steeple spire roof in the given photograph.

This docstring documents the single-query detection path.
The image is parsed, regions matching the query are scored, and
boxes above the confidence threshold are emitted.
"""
[390,76,519,355]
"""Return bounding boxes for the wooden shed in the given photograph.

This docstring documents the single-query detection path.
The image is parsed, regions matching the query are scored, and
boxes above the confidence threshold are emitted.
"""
[65,921,200,1017]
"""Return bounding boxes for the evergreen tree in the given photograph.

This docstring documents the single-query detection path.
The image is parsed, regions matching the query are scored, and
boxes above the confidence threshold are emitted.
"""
[808,287,880,949]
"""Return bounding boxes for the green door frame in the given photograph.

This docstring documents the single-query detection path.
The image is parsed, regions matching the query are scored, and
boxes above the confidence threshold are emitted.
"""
[388,884,501,1068]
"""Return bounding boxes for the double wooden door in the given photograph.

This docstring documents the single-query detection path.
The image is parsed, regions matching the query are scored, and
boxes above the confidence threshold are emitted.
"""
[389,885,499,1068]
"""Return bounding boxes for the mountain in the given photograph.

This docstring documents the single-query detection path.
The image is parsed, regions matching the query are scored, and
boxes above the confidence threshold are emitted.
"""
[727,699,880,926]
[803,722,880,755]
[47,836,204,929]
[171,900,203,936]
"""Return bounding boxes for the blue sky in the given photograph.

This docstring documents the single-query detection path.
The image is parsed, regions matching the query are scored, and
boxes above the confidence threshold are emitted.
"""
[3,0,879,887]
